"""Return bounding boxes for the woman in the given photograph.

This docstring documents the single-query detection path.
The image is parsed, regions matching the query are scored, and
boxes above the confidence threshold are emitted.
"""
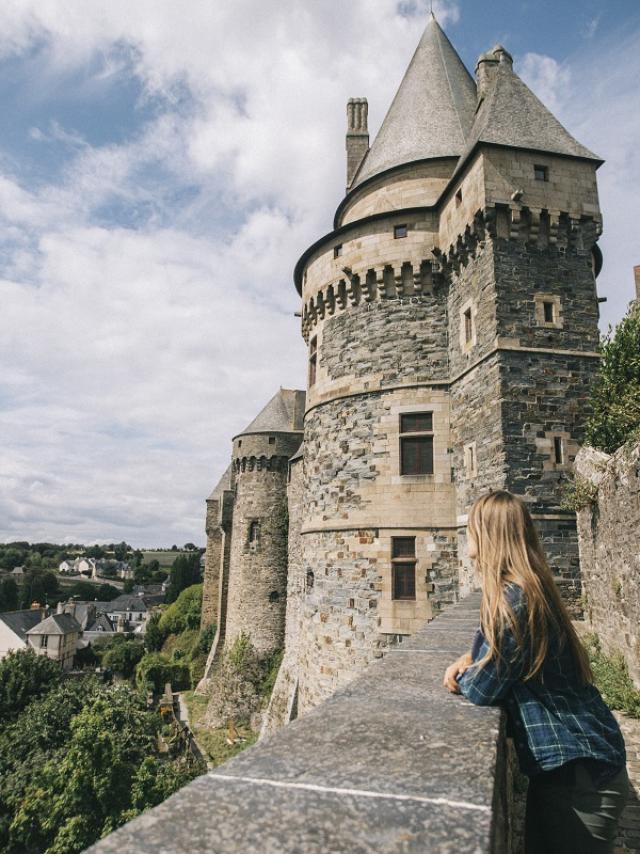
[443,490,629,854]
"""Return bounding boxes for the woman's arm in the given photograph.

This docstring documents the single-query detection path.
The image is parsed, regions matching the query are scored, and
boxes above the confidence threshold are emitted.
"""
[456,621,526,706]
[443,651,473,693]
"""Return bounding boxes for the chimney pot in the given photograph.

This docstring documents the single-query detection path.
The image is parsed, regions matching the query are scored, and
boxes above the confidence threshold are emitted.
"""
[346,97,369,189]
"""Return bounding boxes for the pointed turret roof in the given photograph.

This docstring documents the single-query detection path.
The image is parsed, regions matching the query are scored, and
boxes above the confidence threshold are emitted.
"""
[237,389,305,437]
[207,465,232,502]
[353,15,477,186]
[454,48,601,177]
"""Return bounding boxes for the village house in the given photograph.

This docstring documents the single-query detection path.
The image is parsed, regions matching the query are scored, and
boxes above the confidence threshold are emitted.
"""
[0,602,81,669]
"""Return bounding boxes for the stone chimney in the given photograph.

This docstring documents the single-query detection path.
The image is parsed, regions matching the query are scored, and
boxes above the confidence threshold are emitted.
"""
[475,44,512,105]
[56,601,64,615]
[634,265,640,301]
[346,97,369,189]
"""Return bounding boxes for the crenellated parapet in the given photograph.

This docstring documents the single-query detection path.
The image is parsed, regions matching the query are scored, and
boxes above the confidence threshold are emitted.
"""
[302,257,443,341]
[435,204,602,276]
[233,454,290,474]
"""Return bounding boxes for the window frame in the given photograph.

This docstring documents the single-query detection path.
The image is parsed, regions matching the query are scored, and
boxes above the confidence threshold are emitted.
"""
[308,335,318,387]
[534,164,549,182]
[399,412,434,477]
[391,537,417,601]
[394,224,408,239]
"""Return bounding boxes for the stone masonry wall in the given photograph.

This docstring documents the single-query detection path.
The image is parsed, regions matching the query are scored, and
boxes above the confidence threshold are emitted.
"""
[261,457,305,736]
[494,239,602,606]
[574,441,640,687]
[201,498,222,630]
[224,458,290,657]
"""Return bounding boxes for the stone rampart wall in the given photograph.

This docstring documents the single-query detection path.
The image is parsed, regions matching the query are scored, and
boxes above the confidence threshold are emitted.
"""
[574,441,640,686]
[86,594,521,854]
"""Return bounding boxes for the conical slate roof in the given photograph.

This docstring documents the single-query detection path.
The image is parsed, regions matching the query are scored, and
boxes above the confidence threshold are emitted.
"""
[207,464,232,501]
[238,389,305,437]
[354,15,477,186]
[454,48,601,177]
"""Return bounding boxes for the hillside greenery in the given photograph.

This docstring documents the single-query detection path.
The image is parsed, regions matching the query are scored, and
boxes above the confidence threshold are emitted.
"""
[0,650,205,854]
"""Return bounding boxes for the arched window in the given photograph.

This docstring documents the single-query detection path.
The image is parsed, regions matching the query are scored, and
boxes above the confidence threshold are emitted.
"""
[306,570,315,591]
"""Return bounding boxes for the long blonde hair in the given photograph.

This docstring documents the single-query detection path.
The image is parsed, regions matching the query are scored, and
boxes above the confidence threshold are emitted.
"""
[468,490,592,684]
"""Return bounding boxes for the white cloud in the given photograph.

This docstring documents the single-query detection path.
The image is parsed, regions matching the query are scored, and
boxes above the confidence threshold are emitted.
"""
[0,1,637,547]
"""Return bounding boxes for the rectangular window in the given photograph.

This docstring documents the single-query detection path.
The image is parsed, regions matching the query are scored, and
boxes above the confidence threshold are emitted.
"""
[41,635,48,648]
[268,436,276,445]
[394,224,408,239]
[399,413,434,476]
[308,336,317,387]
[392,537,416,600]
[464,307,473,344]
[554,436,564,464]
[534,164,549,182]
[543,301,555,323]
[334,244,343,258]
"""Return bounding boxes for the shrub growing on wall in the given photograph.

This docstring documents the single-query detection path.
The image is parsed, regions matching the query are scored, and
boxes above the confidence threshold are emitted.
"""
[584,302,640,454]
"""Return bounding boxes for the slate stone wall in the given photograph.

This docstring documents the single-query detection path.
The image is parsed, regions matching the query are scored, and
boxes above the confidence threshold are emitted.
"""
[320,293,449,387]
[575,441,640,687]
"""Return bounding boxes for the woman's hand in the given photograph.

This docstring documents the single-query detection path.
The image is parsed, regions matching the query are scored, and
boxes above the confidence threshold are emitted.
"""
[443,652,473,693]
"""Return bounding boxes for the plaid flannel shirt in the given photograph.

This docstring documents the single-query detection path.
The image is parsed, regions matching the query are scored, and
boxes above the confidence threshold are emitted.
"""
[457,583,626,778]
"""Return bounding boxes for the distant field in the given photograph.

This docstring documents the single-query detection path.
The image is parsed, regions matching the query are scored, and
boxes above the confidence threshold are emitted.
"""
[142,550,188,568]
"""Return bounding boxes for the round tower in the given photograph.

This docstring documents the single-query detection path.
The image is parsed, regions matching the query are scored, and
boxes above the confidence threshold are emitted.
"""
[223,389,304,657]
[293,16,475,712]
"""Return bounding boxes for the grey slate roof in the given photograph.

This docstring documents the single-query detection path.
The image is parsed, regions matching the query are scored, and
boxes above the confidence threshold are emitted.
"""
[26,612,81,636]
[85,614,115,633]
[0,609,44,642]
[354,15,477,186]
[238,389,305,437]
[453,49,601,177]
[208,464,233,501]
[106,594,150,612]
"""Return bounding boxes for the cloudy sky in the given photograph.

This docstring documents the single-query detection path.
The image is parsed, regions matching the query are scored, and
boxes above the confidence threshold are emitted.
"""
[0,0,638,548]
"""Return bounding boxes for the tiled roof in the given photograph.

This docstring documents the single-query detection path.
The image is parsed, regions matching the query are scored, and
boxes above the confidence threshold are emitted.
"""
[0,609,44,642]
[238,389,305,436]
[26,612,81,636]
[453,47,601,177]
[353,15,477,186]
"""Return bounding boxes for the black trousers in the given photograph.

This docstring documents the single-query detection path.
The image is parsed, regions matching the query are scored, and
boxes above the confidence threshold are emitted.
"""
[525,760,630,854]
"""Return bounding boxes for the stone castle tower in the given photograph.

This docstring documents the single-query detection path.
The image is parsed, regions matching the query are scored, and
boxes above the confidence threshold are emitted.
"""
[200,390,304,681]
[203,16,605,731]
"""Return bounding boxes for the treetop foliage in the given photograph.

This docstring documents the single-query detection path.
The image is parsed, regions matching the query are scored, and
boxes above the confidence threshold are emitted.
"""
[585,302,640,454]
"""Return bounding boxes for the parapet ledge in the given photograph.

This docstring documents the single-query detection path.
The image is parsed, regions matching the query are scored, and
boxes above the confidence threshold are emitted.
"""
[84,593,514,854]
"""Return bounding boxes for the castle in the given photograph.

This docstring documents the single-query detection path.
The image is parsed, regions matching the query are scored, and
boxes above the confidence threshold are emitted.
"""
[200,15,605,732]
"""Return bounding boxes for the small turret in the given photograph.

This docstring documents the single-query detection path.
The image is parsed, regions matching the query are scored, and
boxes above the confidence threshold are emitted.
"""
[346,98,369,189]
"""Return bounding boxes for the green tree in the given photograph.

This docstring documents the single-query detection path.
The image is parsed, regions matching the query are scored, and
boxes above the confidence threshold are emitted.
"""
[19,569,59,608]
[123,579,135,594]
[584,302,640,453]
[113,541,130,562]
[158,585,202,637]
[85,545,106,559]
[0,548,26,571]
[166,554,201,604]
[144,612,164,652]
[0,649,63,722]
[0,578,19,612]
[101,638,145,679]
[135,652,191,693]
